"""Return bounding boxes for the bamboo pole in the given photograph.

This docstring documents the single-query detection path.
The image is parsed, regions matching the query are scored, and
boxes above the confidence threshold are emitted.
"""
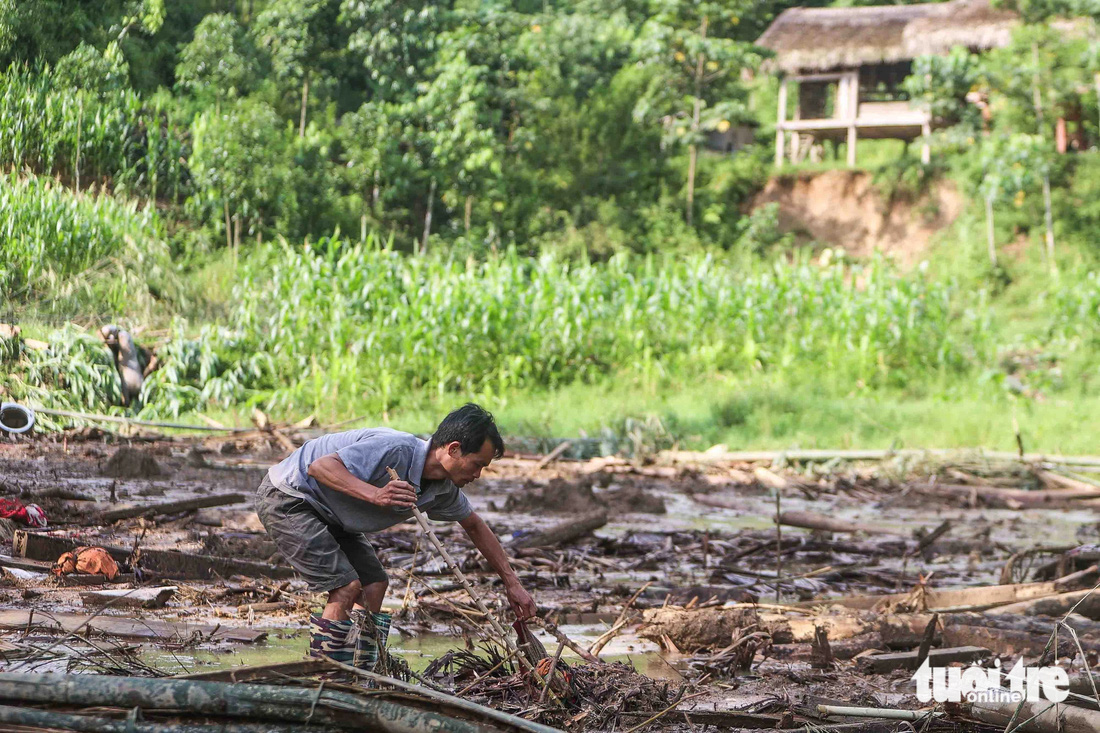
[384,468,555,699]
[386,467,514,647]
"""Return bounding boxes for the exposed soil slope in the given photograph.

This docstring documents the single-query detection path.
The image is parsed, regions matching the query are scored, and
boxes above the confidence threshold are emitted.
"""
[753,169,963,265]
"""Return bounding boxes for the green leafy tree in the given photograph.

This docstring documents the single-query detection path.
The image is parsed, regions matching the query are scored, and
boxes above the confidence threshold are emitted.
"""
[975,133,1051,266]
[252,0,355,134]
[53,42,131,95]
[632,0,761,226]
[175,13,259,102]
[187,98,297,249]
[339,0,448,103]
[903,48,986,130]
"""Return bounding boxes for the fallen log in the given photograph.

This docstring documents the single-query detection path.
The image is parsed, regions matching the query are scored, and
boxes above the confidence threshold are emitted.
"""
[642,605,1100,657]
[940,623,1082,658]
[659,448,1100,467]
[0,610,265,643]
[861,645,989,674]
[99,493,246,522]
[914,482,1100,508]
[967,698,1100,733]
[986,588,1100,620]
[175,659,330,683]
[510,509,607,550]
[798,577,1087,613]
[0,672,562,733]
[80,586,176,609]
[13,530,295,580]
[238,601,289,614]
[778,511,896,536]
[639,606,873,651]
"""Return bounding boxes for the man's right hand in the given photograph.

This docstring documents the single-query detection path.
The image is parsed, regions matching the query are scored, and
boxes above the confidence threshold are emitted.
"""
[362,479,418,509]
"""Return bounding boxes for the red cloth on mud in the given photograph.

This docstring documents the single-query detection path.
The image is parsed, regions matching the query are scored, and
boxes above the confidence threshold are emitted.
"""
[0,498,46,527]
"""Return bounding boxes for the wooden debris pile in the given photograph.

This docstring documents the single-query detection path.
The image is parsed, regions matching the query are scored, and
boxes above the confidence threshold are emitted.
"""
[424,642,680,730]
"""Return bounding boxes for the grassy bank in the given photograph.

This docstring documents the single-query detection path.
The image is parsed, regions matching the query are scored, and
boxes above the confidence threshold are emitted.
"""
[5,230,1096,454]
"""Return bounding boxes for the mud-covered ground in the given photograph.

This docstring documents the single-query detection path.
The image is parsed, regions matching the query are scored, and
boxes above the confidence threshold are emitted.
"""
[0,430,1097,731]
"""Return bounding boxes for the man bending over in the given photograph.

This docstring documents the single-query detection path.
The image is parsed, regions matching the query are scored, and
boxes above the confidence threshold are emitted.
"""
[256,403,536,668]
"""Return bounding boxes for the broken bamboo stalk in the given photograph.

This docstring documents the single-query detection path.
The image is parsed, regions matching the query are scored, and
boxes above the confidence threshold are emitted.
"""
[590,580,652,656]
[540,620,599,664]
[817,705,940,722]
[0,704,326,733]
[385,468,514,647]
[0,672,558,733]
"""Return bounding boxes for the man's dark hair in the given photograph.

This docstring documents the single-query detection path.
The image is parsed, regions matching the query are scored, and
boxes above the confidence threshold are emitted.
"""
[431,403,505,458]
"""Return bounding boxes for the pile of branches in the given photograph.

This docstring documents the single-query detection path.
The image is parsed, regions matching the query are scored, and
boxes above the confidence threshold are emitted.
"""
[424,644,681,730]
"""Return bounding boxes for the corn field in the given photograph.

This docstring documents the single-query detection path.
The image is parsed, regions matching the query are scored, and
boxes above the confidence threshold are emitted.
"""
[6,233,1099,421]
[0,67,188,200]
[0,173,179,319]
[214,238,980,414]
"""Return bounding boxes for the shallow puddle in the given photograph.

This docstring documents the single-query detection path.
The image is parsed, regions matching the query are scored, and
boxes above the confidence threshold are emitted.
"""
[142,627,678,680]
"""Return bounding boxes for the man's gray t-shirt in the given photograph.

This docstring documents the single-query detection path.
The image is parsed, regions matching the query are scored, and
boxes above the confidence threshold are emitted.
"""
[266,427,473,533]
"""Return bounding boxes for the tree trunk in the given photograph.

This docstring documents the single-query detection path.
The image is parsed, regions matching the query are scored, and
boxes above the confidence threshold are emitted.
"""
[1095,73,1100,149]
[421,177,436,254]
[1031,42,1056,273]
[372,169,380,214]
[299,75,310,138]
[1042,174,1056,272]
[223,201,232,252]
[985,194,997,266]
[75,95,83,192]
[686,15,708,227]
[464,194,473,232]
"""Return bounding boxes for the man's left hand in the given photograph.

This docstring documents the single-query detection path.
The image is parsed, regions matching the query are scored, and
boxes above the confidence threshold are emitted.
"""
[505,581,537,621]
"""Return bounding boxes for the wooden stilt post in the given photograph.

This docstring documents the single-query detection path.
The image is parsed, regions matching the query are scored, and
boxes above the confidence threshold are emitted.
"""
[847,70,859,167]
[775,79,788,168]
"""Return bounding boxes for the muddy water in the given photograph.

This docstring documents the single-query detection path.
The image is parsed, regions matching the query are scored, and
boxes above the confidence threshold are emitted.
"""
[144,627,679,680]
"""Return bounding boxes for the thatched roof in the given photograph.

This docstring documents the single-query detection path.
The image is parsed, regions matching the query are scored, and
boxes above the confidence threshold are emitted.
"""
[756,0,1018,74]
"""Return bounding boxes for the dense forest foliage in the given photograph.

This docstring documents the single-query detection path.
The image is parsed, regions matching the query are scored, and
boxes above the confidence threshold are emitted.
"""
[1,0,1099,451]
[0,0,789,267]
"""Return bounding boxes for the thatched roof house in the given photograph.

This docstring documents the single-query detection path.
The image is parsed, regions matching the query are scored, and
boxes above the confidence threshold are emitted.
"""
[757,0,1019,167]
[757,0,1018,75]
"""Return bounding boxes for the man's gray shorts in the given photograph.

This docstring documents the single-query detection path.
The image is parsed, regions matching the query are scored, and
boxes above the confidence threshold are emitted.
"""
[256,476,388,593]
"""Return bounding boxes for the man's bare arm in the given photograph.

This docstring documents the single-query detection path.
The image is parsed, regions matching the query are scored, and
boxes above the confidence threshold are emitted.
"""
[307,454,417,509]
[460,512,537,620]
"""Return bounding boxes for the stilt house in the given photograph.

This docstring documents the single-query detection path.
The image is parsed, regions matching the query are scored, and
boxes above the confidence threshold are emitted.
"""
[756,0,1018,166]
